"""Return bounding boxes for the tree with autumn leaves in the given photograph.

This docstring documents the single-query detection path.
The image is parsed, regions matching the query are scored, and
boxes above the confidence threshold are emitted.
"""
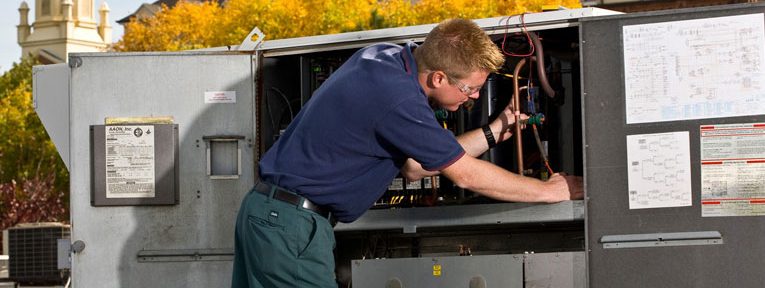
[116,0,582,51]
[0,57,68,231]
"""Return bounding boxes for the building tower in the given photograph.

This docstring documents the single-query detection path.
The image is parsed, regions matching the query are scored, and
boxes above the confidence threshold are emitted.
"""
[18,0,111,64]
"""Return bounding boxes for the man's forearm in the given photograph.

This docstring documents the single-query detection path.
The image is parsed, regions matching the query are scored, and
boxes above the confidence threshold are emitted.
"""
[442,155,572,203]
[457,120,509,157]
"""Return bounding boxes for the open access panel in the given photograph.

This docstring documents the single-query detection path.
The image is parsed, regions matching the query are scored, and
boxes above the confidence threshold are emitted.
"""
[256,7,619,287]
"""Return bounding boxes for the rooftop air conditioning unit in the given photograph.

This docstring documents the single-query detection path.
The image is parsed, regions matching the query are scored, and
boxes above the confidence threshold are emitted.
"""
[6,223,70,285]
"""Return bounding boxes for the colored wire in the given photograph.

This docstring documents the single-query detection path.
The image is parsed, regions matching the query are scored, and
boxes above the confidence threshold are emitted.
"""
[532,124,554,175]
[499,13,535,57]
[527,59,536,114]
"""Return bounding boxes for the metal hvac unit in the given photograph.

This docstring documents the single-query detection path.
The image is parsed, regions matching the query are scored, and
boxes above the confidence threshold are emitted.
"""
[7,223,70,285]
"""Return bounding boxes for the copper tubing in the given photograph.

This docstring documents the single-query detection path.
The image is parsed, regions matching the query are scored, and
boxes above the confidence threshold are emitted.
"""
[530,33,556,98]
[512,58,526,174]
[511,34,554,174]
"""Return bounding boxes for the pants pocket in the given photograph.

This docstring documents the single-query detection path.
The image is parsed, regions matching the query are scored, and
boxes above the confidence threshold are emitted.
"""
[247,214,298,285]
[295,213,336,287]
[297,213,336,258]
[297,213,319,257]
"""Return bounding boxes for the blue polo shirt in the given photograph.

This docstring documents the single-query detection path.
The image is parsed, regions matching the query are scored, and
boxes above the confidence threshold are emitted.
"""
[259,42,465,223]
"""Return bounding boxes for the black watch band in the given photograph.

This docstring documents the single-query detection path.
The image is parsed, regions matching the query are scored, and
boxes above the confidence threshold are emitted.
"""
[482,124,496,149]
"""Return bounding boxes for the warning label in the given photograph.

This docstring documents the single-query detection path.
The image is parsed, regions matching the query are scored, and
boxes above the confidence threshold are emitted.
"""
[701,123,765,217]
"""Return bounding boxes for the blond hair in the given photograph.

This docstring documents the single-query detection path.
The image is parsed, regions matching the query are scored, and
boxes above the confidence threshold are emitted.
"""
[414,18,505,79]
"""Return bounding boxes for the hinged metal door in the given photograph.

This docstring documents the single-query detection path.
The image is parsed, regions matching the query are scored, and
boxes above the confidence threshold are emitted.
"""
[581,3,765,287]
[64,51,257,287]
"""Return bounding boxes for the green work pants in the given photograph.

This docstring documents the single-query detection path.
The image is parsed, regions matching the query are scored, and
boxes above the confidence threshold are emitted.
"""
[232,188,337,288]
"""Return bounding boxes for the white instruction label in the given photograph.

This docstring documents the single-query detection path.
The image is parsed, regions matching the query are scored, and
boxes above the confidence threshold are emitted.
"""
[626,132,692,209]
[204,91,236,103]
[701,123,765,217]
[105,125,156,198]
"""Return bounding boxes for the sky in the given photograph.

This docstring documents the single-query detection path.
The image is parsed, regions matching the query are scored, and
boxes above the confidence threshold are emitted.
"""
[0,0,148,74]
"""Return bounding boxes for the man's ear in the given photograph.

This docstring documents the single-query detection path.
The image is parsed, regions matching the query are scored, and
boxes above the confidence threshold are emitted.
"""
[430,71,447,88]
[424,71,438,89]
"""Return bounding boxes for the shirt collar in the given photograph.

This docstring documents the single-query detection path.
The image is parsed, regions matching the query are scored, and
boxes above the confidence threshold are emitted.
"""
[402,41,418,76]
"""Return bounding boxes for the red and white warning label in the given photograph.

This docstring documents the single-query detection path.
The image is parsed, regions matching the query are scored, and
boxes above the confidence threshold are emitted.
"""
[701,123,765,217]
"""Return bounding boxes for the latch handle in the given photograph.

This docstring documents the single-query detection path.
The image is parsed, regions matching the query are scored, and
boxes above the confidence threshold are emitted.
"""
[238,27,265,51]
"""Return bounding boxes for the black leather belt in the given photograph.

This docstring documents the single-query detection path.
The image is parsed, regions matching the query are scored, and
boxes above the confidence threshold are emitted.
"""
[253,180,331,220]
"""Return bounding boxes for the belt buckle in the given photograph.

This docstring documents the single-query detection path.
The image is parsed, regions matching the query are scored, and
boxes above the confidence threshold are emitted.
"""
[301,199,315,210]
[301,199,323,215]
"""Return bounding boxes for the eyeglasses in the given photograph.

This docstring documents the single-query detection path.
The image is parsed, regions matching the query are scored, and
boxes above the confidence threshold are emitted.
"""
[445,74,482,95]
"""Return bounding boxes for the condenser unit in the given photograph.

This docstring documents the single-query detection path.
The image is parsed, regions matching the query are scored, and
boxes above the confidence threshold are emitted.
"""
[6,223,70,285]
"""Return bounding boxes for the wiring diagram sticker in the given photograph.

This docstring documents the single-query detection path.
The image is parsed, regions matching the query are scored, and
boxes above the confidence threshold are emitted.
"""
[623,13,765,124]
[701,123,765,217]
[626,131,692,209]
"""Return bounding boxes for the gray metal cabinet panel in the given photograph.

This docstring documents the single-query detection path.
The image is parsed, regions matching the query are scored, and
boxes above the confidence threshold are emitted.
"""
[581,3,765,287]
[525,252,585,288]
[33,63,70,170]
[352,254,524,288]
[67,52,255,287]
[335,201,584,233]
[350,252,585,288]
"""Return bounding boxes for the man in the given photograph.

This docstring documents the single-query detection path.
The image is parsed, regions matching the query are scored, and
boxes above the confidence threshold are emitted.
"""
[232,18,583,288]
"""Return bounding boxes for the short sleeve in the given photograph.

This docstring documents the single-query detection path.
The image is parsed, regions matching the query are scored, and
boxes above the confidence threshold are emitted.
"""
[375,97,465,171]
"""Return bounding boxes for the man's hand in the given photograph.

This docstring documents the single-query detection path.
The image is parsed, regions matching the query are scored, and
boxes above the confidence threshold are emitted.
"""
[543,173,584,202]
[491,102,528,143]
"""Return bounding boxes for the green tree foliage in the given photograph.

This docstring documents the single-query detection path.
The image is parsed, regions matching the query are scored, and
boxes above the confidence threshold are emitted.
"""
[0,57,69,229]
[116,0,581,51]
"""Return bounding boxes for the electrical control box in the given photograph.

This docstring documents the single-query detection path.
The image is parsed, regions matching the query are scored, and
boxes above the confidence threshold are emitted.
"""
[31,3,765,287]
